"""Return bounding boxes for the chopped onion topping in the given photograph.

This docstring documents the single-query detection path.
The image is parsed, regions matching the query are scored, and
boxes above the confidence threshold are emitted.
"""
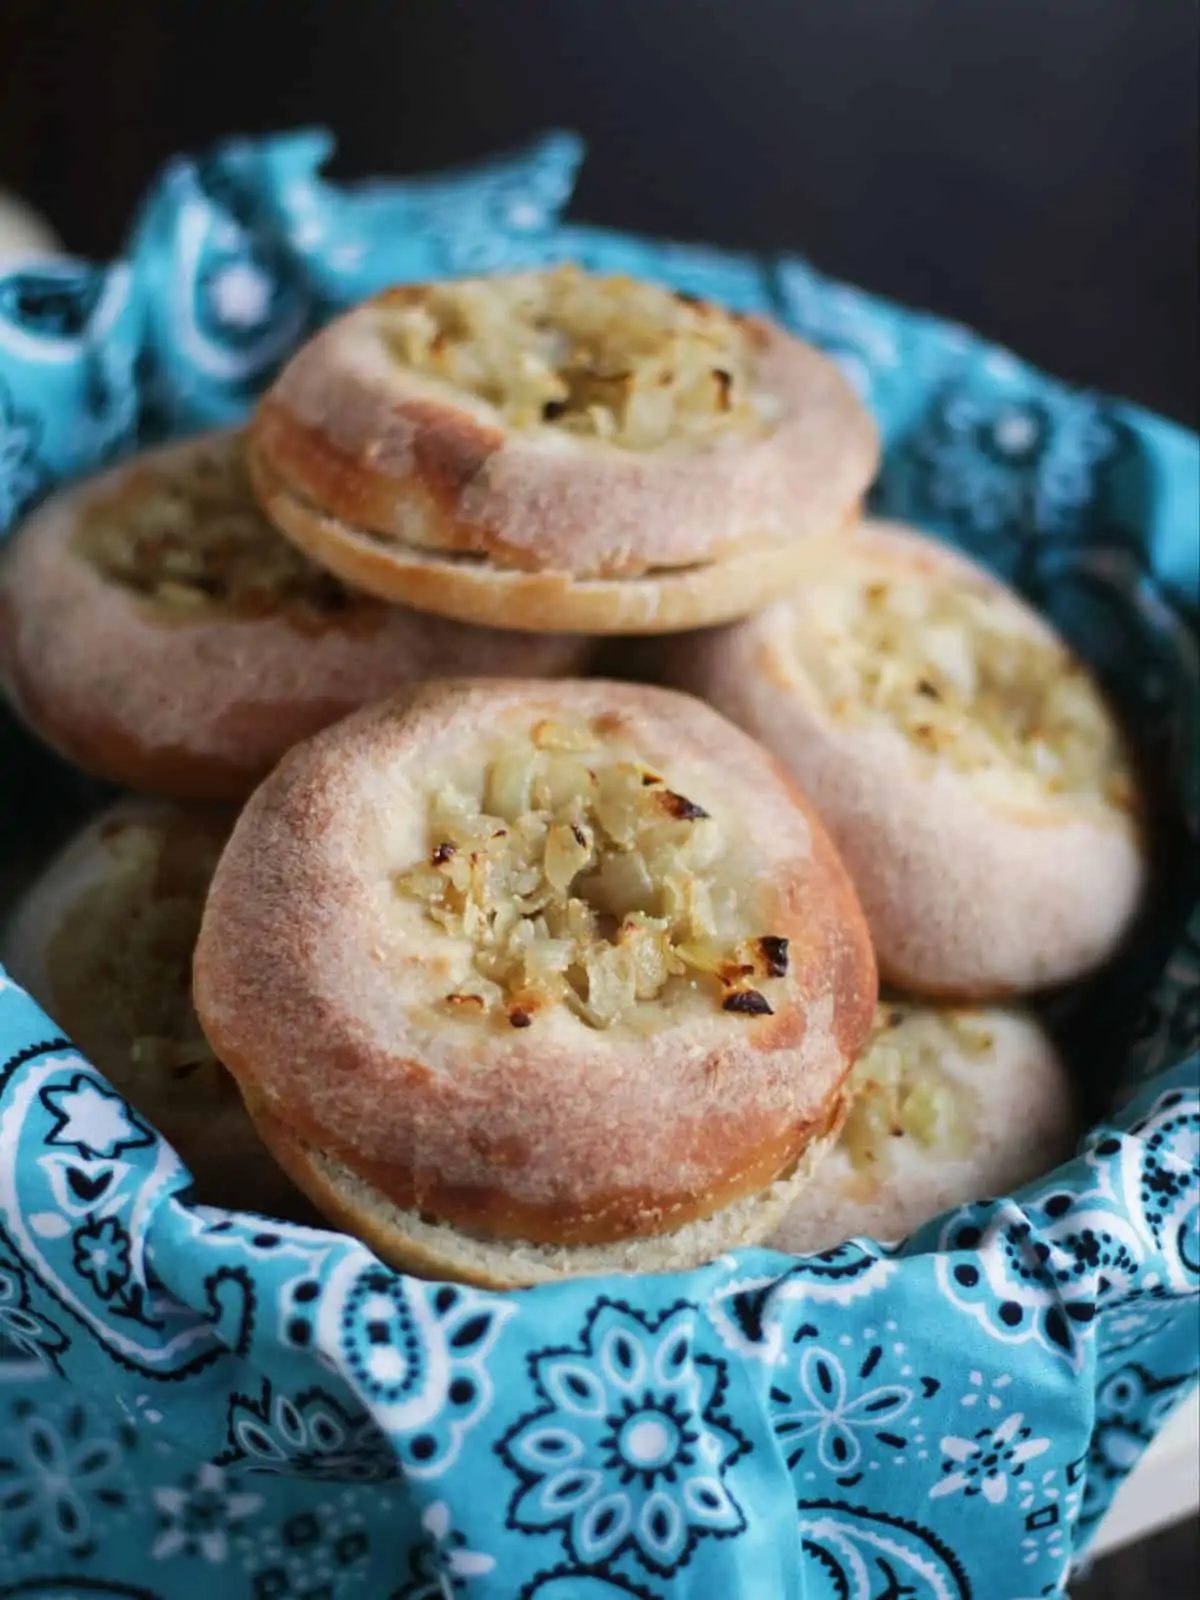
[380,266,776,450]
[802,574,1134,804]
[840,1004,981,1170]
[76,437,357,617]
[395,717,786,1029]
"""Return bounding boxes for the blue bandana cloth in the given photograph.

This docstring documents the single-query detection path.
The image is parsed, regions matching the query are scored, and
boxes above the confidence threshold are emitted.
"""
[0,132,1196,1600]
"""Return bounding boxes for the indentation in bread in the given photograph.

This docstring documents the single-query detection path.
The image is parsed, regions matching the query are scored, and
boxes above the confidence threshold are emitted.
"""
[379,267,775,449]
[768,1000,1076,1258]
[841,1002,985,1170]
[44,813,231,1101]
[801,571,1134,805]
[394,714,789,1030]
[73,432,364,620]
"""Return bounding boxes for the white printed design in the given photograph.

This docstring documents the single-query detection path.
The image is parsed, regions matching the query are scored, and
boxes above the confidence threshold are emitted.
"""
[499,1300,747,1577]
[797,1503,971,1599]
[163,170,308,384]
[1087,1086,1200,1291]
[934,1193,1145,1371]
[396,1501,496,1599]
[929,1413,1050,1506]
[1016,1466,1081,1569]
[41,1075,153,1161]
[909,388,1119,544]
[707,1249,899,1364]
[0,1256,67,1376]
[0,1397,133,1559]
[216,1380,395,1480]
[0,1057,218,1372]
[151,1462,262,1563]
[774,257,901,400]
[773,1346,913,1476]
[314,1253,511,1479]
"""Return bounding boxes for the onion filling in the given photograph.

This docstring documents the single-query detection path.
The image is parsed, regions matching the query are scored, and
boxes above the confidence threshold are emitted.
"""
[75,438,358,618]
[395,717,789,1029]
[379,266,777,451]
[801,575,1135,805]
[840,1004,986,1170]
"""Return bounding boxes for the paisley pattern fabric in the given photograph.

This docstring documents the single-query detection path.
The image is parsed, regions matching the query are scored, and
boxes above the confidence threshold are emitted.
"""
[0,133,1197,1598]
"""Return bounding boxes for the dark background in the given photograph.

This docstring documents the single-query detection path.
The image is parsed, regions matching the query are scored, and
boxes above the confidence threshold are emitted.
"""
[0,4,1195,1591]
[1,0,1196,427]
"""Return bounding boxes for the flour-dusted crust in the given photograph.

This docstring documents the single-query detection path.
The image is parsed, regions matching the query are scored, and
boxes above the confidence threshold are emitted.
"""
[194,679,877,1270]
[768,1002,1076,1255]
[0,798,310,1219]
[0,430,591,799]
[247,269,878,631]
[664,520,1147,997]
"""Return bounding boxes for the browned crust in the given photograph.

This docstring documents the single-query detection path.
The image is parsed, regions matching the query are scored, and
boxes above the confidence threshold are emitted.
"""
[193,679,877,1247]
[246,1093,841,1249]
[248,279,879,585]
[0,431,592,799]
[251,1101,848,1288]
[250,447,863,635]
[253,392,526,566]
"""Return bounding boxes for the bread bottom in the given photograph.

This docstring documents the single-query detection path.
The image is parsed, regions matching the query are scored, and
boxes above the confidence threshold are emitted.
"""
[251,451,855,636]
[254,1110,846,1288]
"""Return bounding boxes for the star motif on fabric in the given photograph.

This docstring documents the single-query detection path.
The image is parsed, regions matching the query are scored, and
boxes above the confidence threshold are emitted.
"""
[42,1074,154,1159]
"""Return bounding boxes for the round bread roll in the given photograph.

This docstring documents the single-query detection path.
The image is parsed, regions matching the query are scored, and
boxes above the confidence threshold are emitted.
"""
[193,679,878,1287]
[247,266,879,634]
[0,798,309,1219]
[665,519,1146,997]
[768,1000,1077,1255]
[0,429,590,799]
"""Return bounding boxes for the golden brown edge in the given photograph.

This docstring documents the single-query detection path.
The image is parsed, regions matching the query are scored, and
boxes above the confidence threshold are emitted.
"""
[249,1095,851,1289]
[250,446,860,634]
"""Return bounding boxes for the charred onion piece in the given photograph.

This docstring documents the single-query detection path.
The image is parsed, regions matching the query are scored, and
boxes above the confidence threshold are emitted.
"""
[660,790,710,821]
[445,993,485,1011]
[396,719,788,1031]
[757,936,790,977]
[723,989,773,1017]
